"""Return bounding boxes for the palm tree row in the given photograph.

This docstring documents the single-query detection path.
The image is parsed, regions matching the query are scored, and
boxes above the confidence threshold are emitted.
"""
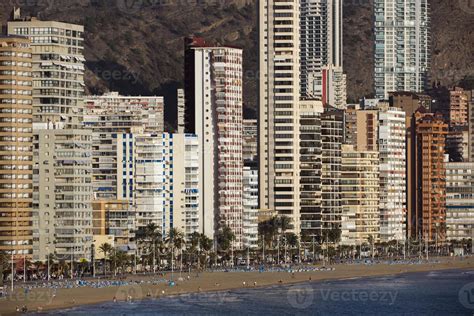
[2,228,472,283]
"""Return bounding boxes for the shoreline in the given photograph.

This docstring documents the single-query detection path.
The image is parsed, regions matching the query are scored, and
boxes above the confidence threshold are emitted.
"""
[1,257,473,315]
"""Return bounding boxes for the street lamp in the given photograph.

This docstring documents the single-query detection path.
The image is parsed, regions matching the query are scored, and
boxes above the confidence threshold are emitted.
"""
[46,245,50,281]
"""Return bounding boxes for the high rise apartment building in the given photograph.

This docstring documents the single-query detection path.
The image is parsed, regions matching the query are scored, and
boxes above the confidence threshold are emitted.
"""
[177,89,185,134]
[320,107,344,238]
[0,36,33,259]
[374,0,431,99]
[8,17,85,127]
[243,119,258,163]
[389,92,427,238]
[33,128,93,261]
[468,91,474,162]
[83,92,164,200]
[300,0,345,107]
[345,107,379,152]
[414,111,448,242]
[321,65,346,109]
[116,133,200,239]
[449,87,470,127]
[446,162,474,241]
[259,1,301,234]
[7,15,95,262]
[185,39,244,246]
[340,145,380,245]
[378,107,406,241]
[243,166,258,249]
[299,100,323,237]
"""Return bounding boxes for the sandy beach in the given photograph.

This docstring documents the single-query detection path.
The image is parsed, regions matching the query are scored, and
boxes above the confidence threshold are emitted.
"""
[0,256,472,315]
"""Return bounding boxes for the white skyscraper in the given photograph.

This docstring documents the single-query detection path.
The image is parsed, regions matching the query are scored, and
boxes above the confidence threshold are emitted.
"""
[116,133,200,239]
[259,0,302,234]
[243,167,259,249]
[300,0,346,107]
[185,41,244,247]
[374,0,431,99]
[378,107,406,241]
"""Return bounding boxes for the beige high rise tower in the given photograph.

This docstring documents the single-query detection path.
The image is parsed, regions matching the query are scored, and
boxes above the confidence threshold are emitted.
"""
[259,0,301,233]
[8,18,85,128]
[0,36,33,259]
[8,15,94,261]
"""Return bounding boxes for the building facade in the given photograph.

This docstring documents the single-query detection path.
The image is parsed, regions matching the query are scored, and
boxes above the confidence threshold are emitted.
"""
[299,100,323,237]
[446,162,474,241]
[374,0,431,99]
[340,145,380,246]
[320,107,344,239]
[8,18,86,128]
[83,92,164,200]
[243,119,257,163]
[446,162,474,240]
[449,87,470,127]
[243,166,258,249]
[414,111,448,242]
[33,128,93,261]
[345,107,379,152]
[259,0,301,234]
[92,200,134,249]
[0,36,33,259]
[321,64,346,109]
[378,107,406,241]
[116,133,200,240]
[185,42,244,246]
[300,0,344,102]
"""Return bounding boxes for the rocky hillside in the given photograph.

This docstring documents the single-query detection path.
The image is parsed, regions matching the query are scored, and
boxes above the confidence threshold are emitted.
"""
[0,0,472,125]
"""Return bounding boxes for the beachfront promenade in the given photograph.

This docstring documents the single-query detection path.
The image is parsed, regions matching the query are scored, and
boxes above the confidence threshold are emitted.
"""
[0,257,472,315]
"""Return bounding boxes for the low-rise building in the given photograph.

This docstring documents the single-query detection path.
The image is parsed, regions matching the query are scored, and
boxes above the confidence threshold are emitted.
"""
[446,162,474,241]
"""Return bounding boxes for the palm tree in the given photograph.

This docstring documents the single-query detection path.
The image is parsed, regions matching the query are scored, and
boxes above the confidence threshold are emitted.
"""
[0,251,8,285]
[78,259,88,277]
[217,225,236,266]
[199,234,213,268]
[166,228,185,272]
[258,217,279,248]
[278,216,292,235]
[99,243,113,277]
[217,225,235,252]
[285,233,299,262]
[110,250,130,275]
[368,235,375,259]
[136,223,162,271]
